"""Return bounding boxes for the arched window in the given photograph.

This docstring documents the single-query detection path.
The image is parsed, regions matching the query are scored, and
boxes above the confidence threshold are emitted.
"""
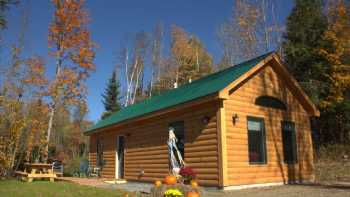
[255,96,287,110]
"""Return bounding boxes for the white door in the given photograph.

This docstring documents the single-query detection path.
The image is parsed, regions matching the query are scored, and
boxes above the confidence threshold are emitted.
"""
[115,136,125,179]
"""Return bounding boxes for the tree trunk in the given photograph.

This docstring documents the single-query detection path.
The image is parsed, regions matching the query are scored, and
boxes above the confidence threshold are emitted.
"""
[131,66,142,104]
[196,49,199,71]
[45,43,62,162]
[15,151,25,171]
[125,59,137,107]
[10,144,18,170]
[175,61,179,86]
[261,0,269,52]
[149,70,154,97]
[124,49,130,107]
[45,105,55,162]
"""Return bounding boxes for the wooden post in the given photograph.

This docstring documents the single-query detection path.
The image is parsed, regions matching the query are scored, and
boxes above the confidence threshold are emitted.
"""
[217,99,228,187]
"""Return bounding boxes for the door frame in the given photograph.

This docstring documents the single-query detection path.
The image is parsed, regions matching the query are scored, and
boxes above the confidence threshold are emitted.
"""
[115,135,125,179]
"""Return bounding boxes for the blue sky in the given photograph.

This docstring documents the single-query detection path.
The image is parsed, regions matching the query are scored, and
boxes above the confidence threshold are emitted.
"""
[1,0,294,122]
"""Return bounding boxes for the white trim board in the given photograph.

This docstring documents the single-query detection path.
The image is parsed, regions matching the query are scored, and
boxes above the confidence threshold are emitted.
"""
[222,182,285,190]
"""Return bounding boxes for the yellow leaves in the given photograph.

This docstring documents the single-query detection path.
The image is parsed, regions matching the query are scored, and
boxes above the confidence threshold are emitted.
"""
[171,25,192,61]
[171,25,200,67]
[318,0,350,107]
[0,136,11,175]
[170,25,213,85]
[0,97,26,163]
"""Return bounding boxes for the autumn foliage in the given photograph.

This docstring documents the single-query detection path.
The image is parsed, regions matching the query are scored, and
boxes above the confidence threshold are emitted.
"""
[45,0,96,161]
[0,48,49,176]
[0,0,349,179]
[319,0,350,107]
[48,0,95,106]
[0,0,95,175]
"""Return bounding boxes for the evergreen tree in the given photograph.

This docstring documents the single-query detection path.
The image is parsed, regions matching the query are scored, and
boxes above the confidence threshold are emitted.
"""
[317,0,350,144]
[101,71,121,119]
[283,0,328,101]
[284,0,350,145]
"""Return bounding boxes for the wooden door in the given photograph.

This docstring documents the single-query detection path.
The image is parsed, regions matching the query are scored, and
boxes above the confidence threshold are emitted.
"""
[115,135,125,179]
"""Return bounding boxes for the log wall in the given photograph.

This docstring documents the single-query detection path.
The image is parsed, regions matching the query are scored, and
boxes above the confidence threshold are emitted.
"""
[224,64,314,186]
[89,101,220,186]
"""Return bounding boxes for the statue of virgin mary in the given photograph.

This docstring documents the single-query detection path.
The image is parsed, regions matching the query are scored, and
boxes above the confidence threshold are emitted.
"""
[167,127,185,175]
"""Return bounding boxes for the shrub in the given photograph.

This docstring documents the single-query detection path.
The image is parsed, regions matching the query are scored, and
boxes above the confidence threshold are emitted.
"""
[64,156,88,177]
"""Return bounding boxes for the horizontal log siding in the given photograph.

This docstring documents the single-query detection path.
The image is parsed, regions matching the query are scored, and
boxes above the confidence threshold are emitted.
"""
[89,134,97,169]
[224,65,314,186]
[89,101,220,186]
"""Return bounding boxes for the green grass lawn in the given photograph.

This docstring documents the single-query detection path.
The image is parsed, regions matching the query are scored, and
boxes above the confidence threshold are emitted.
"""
[0,179,128,197]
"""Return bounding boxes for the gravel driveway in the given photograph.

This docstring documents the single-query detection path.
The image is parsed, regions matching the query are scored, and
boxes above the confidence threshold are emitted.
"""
[205,184,350,197]
[60,178,350,197]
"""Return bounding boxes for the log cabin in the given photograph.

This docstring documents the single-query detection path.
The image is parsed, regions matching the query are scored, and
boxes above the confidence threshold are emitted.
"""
[85,52,319,189]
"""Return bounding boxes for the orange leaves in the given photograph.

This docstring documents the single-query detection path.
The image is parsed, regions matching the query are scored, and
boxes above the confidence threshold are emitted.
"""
[50,0,88,34]
[48,0,95,105]
[23,57,48,87]
[71,44,95,70]
[48,67,87,106]
[49,0,93,59]
[49,0,95,70]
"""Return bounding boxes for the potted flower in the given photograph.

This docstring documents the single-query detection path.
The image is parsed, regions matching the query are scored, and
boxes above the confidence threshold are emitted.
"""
[179,166,196,184]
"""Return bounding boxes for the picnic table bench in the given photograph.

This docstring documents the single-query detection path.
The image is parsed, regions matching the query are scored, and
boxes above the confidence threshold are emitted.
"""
[15,163,58,182]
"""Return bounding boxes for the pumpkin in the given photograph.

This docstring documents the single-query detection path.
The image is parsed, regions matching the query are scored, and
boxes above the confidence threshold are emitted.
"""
[190,180,198,188]
[154,180,162,187]
[164,175,177,185]
[187,191,200,197]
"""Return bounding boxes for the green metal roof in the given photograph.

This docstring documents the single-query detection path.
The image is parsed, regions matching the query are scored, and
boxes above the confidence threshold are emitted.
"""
[85,52,272,134]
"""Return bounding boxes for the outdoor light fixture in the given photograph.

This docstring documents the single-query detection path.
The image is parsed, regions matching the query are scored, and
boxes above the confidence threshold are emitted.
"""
[202,116,210,124]
[232,113,239,125]
[138,169,145,179]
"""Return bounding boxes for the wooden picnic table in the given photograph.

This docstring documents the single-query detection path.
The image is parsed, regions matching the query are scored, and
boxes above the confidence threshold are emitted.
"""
[25,163,52,171]
[15,163,57,182]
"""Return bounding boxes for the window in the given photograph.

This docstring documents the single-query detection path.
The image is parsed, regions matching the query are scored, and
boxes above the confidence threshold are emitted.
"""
[247,117,267,164]
[255,96,287,110]
[96,136,104,167]
[281,121,298,164]
[169,121,185,158]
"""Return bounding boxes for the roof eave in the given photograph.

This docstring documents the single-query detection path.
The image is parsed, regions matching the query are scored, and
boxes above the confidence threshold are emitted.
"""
[84,93,221,136]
